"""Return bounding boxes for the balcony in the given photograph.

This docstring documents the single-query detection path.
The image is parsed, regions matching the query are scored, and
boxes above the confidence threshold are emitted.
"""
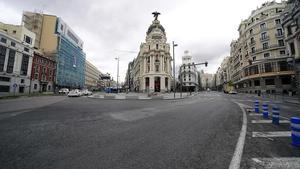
[260,35,269,42]
[275,33,284,38]
[249,40,256,46]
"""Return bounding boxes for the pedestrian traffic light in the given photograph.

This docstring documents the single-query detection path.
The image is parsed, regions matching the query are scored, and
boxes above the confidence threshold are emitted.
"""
[205,61,208,67]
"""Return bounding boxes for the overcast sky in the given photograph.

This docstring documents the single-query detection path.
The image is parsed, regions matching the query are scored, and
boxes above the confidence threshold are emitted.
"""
[0,0,280,82]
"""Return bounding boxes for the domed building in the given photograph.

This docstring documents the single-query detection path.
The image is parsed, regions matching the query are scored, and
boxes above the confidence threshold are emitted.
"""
[131,13,172,93]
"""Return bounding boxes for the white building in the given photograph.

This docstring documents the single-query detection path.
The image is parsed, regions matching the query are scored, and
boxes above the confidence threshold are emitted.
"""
[0,23,35,96]
[179,51,199,92]
[132,13,172,93]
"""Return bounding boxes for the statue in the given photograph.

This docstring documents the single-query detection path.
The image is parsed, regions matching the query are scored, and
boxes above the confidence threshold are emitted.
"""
[152,11,161,20]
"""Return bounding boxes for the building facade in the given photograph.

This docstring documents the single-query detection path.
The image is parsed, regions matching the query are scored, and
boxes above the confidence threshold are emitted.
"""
[179,51,199,92]
[30,51,56,93]
[131,14,172,93]
[85,60,101,90]
[228,1,294,95]
[124,61,134,91]
[0,24,35,96]
[282,0,300,95]
[22,12,86,90]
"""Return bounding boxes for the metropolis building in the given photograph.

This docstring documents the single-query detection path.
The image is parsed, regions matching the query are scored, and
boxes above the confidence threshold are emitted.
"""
[131,13,172,93]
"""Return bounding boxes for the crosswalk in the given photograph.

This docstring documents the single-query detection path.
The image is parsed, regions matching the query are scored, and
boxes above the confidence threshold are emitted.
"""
[245,105,300,168]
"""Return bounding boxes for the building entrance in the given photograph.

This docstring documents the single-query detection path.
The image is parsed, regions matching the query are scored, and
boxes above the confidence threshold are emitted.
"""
[154,77,160,92]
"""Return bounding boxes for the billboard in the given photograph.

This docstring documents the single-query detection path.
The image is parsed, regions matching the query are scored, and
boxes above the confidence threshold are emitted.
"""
[56,18,84,49]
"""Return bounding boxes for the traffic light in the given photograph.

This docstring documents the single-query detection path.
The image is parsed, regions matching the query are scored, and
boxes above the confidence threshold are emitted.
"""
[205,61,208,67]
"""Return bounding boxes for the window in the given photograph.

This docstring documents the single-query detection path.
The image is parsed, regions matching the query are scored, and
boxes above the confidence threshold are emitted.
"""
[12,30,16,34]
[260,23,266,30]
[254,80,260,86]
[11,42,16,47]
[278,61,288,71]
[281,76,291,85]
[48,85,51,91]
[264,63,272,72]
[34,84,37,89]
[276,29,283,36]
[155,65,159,72]
[261,32,267,40]
[156,44,158,49]
[275,19,281,25]
[34,73,38,80]
[290,42,296,55]
[280,50,285,55]
[6,49,15,73]
[278,39,284,46]
[0,76,10,82]
[252,56,256,61]
[287,26,292,35]
[263,42,269,49]
[20,54,30,75]
[265,79,275,85]
[0,85,10,92]
[250,37,255,44]
[249,29,253,35]
[0,45,7,72]
[24,47,29,52]
[0,38,7,43]
[264,53,270,58]
[21,79,24,83]
[23,35,32,44]
[251,47,255,53]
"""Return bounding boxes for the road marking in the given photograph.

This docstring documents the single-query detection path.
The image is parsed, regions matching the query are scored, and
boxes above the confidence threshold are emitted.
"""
[251,120,290,124]
[249,113,262,116]
[251,157,300,169]
[229,102,247,169]
[252,131,291,138]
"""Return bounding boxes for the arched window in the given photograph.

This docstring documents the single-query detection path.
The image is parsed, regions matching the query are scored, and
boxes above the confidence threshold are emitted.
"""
[156,44,158,49]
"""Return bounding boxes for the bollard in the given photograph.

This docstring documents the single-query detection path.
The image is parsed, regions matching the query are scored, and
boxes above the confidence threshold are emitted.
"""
[254,100,259,113]
[272,106,280,125]
[262,102,268,119]
[291,117,300,147]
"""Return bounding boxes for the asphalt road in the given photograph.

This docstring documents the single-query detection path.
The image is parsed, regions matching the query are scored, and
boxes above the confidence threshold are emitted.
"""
[0,92,245,169]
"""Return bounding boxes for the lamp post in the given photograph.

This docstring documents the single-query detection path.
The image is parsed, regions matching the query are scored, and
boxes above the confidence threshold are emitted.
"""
[115,57,119,94]
[172,41,178,98]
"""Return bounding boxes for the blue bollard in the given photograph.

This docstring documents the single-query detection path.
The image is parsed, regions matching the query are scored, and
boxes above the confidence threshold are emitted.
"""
[272,106,280,125]
[262,102,268,119]
[254,100,259,113]
[291,117,300,147]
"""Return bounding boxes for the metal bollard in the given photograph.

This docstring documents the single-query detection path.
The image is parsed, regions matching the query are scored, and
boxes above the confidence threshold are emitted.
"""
[262,102,268,119]
[254,100,259,113]
[272,106,280,125]
[291,117,300,147]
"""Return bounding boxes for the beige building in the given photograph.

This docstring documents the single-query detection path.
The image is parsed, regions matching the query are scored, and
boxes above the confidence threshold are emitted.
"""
[85,60,101,90]
[228,1,294,95]
[131,13,172,93]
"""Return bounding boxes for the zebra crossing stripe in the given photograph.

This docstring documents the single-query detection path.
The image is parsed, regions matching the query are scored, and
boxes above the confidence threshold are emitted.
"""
[251,120,290,124]
[252,131,291,138]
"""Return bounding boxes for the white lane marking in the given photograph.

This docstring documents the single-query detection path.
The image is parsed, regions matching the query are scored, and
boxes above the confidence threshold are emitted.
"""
[252,131,291,138]
[251,157,300,169]
[249,113,262,116]
[251,120,290,124]
[229,102,247,169]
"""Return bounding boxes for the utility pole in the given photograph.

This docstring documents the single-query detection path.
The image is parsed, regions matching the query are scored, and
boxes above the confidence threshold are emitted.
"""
[172,41,178,98]
[115,57,119,94]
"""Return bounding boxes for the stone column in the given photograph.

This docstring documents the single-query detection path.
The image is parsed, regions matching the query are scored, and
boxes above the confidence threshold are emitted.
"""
[161,76,165,92]
[149,76,154,93]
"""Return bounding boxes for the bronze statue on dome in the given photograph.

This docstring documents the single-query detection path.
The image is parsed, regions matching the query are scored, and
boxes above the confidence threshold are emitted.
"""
[152,11,161,20]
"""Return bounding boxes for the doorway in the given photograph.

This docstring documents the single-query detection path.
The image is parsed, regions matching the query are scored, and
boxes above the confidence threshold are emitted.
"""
[154,77,160,92]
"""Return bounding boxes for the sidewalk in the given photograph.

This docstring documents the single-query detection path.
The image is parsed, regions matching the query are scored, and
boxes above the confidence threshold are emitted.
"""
[88,92,196,100]
[240,93,300,104]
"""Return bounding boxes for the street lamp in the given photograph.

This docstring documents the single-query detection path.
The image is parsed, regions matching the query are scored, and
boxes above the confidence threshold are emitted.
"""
[115,57,120,94]
[172,41,178,98]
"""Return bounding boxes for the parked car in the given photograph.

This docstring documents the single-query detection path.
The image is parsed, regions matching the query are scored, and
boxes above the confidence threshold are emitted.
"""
[59,88,69,94]
[81,89,92,96]
[68,89,81,97]
[229,90,238,94]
